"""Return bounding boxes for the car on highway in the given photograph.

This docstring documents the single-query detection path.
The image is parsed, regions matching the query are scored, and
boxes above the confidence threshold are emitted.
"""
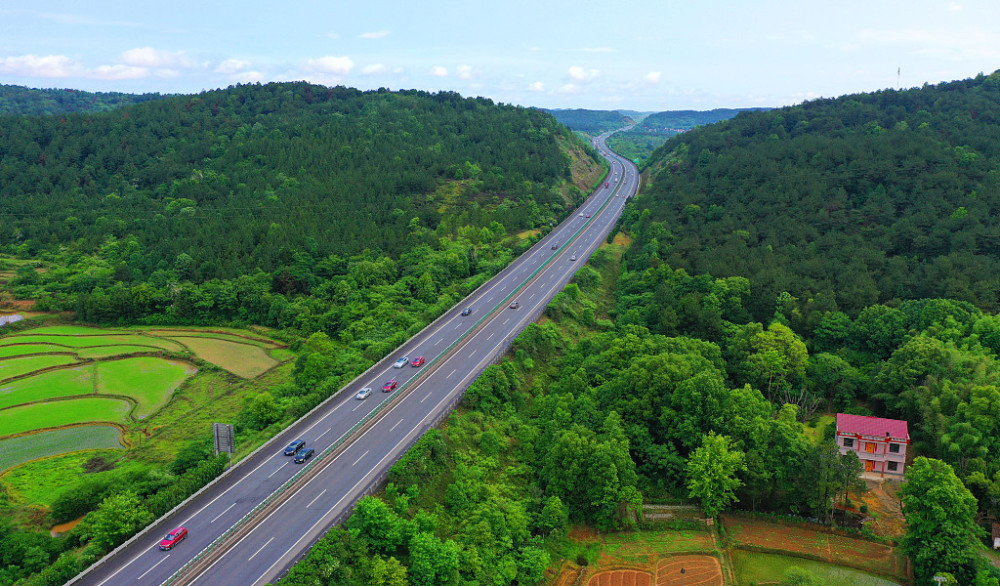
[578,213,584,217]
[293,448,315,463]
[393,357,408,368]
[570,255,577,261]
[355,387,372,400]
[411,356,425,367]
[382,379,398,392]
[551,244,558,250]
[461,307,472,316]
[585,214,591,218]
[283,440,305,456]
[159,527,188,550]
[509,301,519,309]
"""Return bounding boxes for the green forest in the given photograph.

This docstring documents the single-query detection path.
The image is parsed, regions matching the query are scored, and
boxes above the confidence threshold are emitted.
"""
[543,108,633,135]
[0,84,166,116]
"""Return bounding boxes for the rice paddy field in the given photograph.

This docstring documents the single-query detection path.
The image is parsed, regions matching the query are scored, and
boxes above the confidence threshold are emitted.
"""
[730,550,902,586]
[0,323,292,474]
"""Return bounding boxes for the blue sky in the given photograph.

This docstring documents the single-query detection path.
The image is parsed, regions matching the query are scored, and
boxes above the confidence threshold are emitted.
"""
[1,1,998,111]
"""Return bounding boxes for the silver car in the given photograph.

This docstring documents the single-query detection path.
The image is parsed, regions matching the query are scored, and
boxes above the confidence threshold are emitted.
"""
[355,387,372,400]
[393,357,408,368]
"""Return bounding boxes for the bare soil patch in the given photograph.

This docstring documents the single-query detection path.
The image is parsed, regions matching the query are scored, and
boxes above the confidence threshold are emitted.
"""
[655,556,722,586]
[588,569,653,586]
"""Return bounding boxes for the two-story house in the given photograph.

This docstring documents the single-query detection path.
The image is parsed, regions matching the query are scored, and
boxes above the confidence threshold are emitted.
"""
[835,413,909,477]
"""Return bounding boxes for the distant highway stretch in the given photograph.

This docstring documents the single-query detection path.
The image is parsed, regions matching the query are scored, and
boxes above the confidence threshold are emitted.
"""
[72,129,639,586]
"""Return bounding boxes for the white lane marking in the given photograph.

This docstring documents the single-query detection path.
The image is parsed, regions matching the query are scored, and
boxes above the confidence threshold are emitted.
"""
[306,489,327,509]
[351,402,364,412]
[420,392,431,404]
[447,369,456,379]
[503,318,510,325]
[315,427,333,440]
[210,503,237,524]
[352,450,370,467]
[487,332,494,340]
[529,293,536,300]
[137,554,170,581]
[248,537,274,562]
[266,463,287,479]
[389,418,404,432]
[468,349,476,358]
[435,337,443,345]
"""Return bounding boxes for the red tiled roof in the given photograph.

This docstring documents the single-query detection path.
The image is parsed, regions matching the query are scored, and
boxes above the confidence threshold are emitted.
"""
[836,413,909,440]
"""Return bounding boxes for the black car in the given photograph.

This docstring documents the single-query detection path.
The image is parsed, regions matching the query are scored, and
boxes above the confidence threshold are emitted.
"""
[294,447,315,463]
[461,307,472,316]
[283,440,305,456]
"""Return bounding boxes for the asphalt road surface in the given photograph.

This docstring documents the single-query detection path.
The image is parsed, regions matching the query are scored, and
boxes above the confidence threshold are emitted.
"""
[73,129,639,586]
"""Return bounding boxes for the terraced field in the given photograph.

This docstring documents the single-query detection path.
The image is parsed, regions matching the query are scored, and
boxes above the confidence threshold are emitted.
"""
[0,323,290,474]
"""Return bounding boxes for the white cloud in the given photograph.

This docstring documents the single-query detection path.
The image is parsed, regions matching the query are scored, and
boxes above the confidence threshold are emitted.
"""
[306,55,354,75]
[948,2,963,11]
[581,46,614,53]
[568,66,598,82]
[122,47,191,68]
[327,32,340,39]
[91,64,148,80]
[358,30,390,39]
[216,58,250,74]
[0,54,78,77]
[430,66,448,77]
[643,71,662,84]
[363,63,388,74]
[528,81,545,92]
[234,70,264,83]
[456,65,473,80]
[558,83,581,94]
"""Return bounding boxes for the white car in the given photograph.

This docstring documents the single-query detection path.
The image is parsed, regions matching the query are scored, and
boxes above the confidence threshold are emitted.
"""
[356,387,372,400]
[393,357,409,368]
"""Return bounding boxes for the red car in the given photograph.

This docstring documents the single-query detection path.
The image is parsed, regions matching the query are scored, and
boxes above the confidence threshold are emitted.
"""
[159,527,187,550]
[382,379,397,392]
[585,214,591,218]
[411,356,425,367]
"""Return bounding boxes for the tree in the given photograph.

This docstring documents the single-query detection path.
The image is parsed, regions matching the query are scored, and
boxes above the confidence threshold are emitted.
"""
[370,556,407,586]
[686,432,747,517]
[82,491,153,551]
[899,457,983,584]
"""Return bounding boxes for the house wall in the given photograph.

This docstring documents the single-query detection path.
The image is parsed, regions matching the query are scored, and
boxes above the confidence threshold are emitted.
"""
[836,431,907,476]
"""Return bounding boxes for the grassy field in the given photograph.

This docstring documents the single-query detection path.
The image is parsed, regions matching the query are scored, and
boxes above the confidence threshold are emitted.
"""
[0,333,184,352]
[1,448,127,506]
[0,398,131,437]
[0,354,79,381]
[0,426,122,473]
[170,336,278,378]
[95,357,196,418]
[76,345,166,359]
[0,365,94,411]
[146,329,283,348]
[0,344,71,358]
[731,550,901,586]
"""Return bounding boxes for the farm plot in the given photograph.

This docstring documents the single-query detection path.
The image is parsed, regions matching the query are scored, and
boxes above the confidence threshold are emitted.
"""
[721,514,906,580]
[588,569,652,586]
[0,425,123,472]
[0,398,130,437]
[655,555,722,586]
[0,354,79,381]
[0,365,94,411]
[145,329,282,348]
[168,335,277,378]
[0,344,71,358]
[95,357,196,418]
[76,345,166,359]
[731,550,901,586]
[0,333,184,352]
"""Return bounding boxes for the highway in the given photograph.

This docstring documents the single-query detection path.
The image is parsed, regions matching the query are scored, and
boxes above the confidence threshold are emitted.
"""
[72,129,638,586]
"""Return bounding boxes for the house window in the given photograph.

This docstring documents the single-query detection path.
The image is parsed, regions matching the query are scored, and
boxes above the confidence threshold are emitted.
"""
[888,443,900,453]
[887,461,898,472]
[865,442,876,454]
[843,438,854,448]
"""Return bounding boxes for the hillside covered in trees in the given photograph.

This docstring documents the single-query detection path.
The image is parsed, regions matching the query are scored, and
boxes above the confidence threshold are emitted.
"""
[634,71,1000,322]
[0,84,165,116]
[543,108,633,135]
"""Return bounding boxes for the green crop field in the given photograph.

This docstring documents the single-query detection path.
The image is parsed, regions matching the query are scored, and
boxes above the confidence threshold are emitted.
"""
[0,344,71,358]
[0,398,130,437]
[731,550,901,586]
[76,345,166,359]
[151,330,282,348]
[11,325,127,336]
[0,425,123,473]
[0,334,185,352]
[96,357,196,418]
[0,365,94,411]
[0,354,79,381]
[171,336,278,378]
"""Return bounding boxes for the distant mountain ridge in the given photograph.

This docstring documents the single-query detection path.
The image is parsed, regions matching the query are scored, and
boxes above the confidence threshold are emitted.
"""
[0,84,168,116]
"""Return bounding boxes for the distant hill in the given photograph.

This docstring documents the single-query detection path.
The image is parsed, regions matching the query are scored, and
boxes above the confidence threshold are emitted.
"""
[0,84,167,116]
[608,108,768,164]
[627,71,1000,321]
[542,108,633,134]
